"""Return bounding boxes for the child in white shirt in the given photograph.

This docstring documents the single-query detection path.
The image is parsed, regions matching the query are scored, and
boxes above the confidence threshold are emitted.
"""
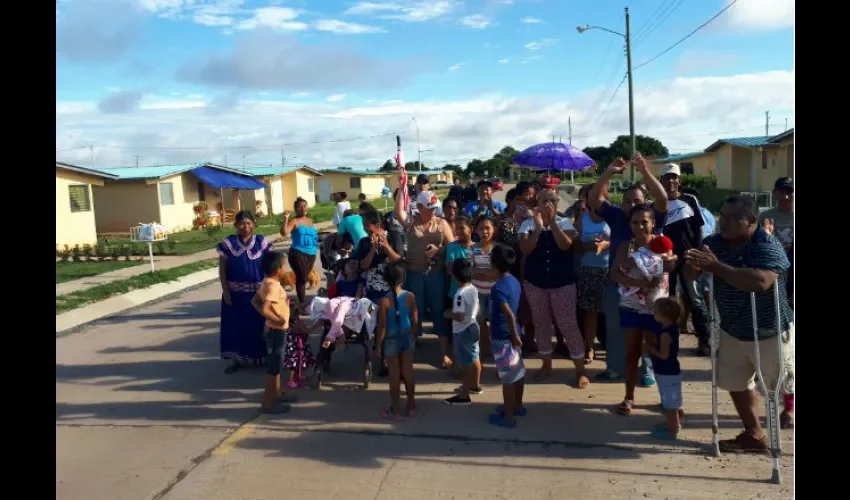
[445,259,482,406]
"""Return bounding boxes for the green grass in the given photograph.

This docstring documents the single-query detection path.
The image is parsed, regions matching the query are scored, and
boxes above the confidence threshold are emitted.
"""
[56,260,143,284]
[56,259,219,315]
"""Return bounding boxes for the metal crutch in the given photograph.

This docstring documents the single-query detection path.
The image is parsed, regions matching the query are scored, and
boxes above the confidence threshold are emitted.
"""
[707,274,720,457]
[750,282,785,485]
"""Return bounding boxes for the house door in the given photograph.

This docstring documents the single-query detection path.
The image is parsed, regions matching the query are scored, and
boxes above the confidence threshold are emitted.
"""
[319,179,332,203]
[197,182,206,202]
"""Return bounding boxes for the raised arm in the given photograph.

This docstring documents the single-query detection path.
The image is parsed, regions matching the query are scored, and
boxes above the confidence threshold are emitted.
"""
[393,172,410,225]
[280,210,297,237]
[588,158,628,211]
[633,152,668,213]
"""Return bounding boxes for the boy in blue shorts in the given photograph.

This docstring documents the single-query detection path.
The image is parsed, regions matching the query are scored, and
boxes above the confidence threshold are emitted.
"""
[643,297,684,440]
[444,259,481,406]
[488,244,526,428]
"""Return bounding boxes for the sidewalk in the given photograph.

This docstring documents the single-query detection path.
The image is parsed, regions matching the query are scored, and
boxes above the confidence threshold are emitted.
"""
[56,221,335,296]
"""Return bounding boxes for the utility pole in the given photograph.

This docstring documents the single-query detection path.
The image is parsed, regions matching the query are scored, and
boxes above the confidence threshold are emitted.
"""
[134,155,139,167]
[568,115,574,185]
[785,118,788,131]
[281,149,285,167]
[765,110,770,136]
[625,6,636,183]
[88,144,95,166]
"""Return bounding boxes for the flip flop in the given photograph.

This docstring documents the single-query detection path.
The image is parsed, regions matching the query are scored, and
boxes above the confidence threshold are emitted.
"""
[493,405,527,417]
[381,408,402,421]
[614,400,633,416]
[488,413,517,428]
[576,374,590,389]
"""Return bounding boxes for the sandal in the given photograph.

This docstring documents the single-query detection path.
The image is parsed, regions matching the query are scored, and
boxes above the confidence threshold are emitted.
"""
[718,431,768,453]
[584,348,594,364]
[614,400,633,416]
[576,374,590,389]
[380,407,402,421]
[651,426,679,441]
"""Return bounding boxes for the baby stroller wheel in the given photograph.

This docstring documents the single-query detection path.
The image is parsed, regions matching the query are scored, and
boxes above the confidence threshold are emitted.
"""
[363,364,372,389]
[311,365,323,389]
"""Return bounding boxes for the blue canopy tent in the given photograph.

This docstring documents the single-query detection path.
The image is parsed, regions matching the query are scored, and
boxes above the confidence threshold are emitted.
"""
[191,166,266,190]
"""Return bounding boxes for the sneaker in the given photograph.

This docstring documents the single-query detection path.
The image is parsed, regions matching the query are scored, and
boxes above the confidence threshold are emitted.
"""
[596,369,622,381]
[454,386,483,395]
[640,374,656,387]
[444,395,472,406]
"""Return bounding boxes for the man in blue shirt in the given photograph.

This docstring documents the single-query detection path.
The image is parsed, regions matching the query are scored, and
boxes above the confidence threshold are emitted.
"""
[685,195,794,454]
[463,180,507,222]
[588,153,668,385]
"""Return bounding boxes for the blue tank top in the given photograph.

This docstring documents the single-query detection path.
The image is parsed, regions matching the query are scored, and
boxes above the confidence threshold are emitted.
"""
[579,212,611,268]
[652,325,681,375]
[385,290,411,332]
[290,225,319,255]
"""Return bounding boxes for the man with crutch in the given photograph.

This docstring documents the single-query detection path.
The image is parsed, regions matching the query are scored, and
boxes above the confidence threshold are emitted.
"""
[684,195,794,459]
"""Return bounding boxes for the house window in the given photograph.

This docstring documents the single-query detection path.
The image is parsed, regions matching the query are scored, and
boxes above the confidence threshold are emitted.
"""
[197,181,206,201]
[307,178,315,193]
[68,184,91,212]
[680,162,694,175]
[159,182,175,206]
[350,177,361,189]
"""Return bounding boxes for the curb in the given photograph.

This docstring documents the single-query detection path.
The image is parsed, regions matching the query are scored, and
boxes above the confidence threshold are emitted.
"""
[56,268,219,336]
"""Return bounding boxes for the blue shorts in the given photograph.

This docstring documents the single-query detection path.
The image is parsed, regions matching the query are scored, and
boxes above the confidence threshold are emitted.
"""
[453,323,481,367]
[477,293,491,321]
[619,307,663,333]
[656,373,683,410]
[383,328,415,357]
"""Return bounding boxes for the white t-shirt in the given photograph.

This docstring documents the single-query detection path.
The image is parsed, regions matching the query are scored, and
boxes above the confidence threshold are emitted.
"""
[518,214,575,234]
[332,201,351,226]
[452,284,479,333]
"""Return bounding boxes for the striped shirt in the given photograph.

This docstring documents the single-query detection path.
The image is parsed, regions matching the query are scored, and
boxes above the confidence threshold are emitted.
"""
[704,229,793,341]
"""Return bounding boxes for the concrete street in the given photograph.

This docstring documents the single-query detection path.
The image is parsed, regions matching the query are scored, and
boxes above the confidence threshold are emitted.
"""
[57,191,794,499]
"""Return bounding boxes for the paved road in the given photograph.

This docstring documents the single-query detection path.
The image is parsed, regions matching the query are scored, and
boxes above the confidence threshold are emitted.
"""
[57,266,794,499]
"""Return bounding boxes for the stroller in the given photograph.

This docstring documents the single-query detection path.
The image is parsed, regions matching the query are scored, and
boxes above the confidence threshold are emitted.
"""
[317,231,353,297]
[309,296,377,390]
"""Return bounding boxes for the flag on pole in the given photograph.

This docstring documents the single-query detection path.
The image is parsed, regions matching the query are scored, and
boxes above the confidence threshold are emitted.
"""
[395,135,409,212]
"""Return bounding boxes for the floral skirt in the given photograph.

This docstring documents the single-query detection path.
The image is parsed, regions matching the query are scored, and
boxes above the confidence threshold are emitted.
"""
[283,332,315,372]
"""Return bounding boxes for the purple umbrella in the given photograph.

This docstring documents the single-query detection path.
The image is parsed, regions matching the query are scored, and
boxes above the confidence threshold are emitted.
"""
[512,142,595,172]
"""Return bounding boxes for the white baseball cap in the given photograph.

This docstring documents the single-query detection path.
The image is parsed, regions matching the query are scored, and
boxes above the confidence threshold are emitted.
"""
[661,163,681,177]
[416,190,440,209]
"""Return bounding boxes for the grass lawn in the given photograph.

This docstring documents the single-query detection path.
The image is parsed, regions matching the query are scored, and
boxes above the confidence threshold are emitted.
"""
[56,260,143,284]
[56,259,219,315]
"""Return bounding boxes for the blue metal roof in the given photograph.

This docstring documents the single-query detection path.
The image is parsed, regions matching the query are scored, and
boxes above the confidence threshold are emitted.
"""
[233,165,323,177]
[704,136,771,153]
[320,169,390,176]
[651,152,708,164]
[95,162,253,180]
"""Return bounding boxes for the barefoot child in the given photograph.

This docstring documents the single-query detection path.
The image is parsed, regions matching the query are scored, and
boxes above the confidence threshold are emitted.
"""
[643,297,684,439]
[251,250,293,414]
[444,259,481,405]
[376,263,418,420]
[488,244,526,428]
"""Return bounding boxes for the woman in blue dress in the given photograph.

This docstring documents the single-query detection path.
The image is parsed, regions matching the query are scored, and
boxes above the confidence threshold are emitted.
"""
[281,197,320,315]
[218,210,274,374]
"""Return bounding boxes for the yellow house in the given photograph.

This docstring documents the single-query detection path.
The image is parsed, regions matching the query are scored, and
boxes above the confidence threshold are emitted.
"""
[389,169,454,192]
[705,129,794,192]
[91,163,266,234]
[233,166,324,214]
[56,161,119,250]
[316,169,390,202]
[651,151,717,178]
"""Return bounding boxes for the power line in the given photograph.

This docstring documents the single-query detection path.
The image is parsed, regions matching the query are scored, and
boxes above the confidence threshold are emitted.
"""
[633,0,685,47]
[632,0,676,42]
[586,74,628,133]
[633,0,738,71]
[55,130,414,154]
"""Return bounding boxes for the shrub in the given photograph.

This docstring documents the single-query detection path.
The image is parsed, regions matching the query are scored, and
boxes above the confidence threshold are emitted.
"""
[95,243,108,261]
[120,243,131,261]
[59,245,72,263]
[111,245,120,261]
[167,240,177,253]
[82,244,94,260]
[155,241,166,255]
[71,245,82,262]
[205,225,222,240]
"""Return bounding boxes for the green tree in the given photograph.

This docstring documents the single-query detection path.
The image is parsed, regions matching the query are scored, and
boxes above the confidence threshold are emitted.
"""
[607,134,669,160]
[582,146,611,174]
[379,159,395,172]
[405,161,425,171]
[442,164,463,177]
[493,145,520,163]
[464,159,485,177]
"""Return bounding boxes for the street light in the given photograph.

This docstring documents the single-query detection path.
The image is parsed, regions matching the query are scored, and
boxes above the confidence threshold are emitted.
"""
[577,6,637,182]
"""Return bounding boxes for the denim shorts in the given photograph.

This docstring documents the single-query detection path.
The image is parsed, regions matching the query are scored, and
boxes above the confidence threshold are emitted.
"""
[619,307,663,333]
[383,328,415,357]
[656,373,683,410]
[477,293,491,321]
[265,328,287,376]
[453,323,481,367]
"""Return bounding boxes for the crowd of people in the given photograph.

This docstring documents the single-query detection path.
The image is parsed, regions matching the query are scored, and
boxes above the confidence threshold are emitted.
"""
[215,154,795,446]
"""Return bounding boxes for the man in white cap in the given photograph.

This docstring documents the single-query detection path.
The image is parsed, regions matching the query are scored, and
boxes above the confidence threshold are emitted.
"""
[659,162,710,356]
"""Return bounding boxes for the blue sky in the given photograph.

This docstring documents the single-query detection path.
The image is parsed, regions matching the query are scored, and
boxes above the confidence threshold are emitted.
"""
[56,0,795,168]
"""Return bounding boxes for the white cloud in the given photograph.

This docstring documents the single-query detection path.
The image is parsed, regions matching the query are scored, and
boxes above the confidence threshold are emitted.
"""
[291,92,311,98]
[344,1,456,22]
[448,63,465,71]
[236,7,308,31]
[326,94,346,102]
[461,14,491,29]
[520,17,542,24]
[524,38,557,50]
[314,19,386,34]
[725,0,794,31]
[56,71,793,170]
[498,58,510,64]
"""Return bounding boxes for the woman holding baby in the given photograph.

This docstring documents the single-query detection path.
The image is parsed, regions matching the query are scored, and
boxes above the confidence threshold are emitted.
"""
[610,205,677,415]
